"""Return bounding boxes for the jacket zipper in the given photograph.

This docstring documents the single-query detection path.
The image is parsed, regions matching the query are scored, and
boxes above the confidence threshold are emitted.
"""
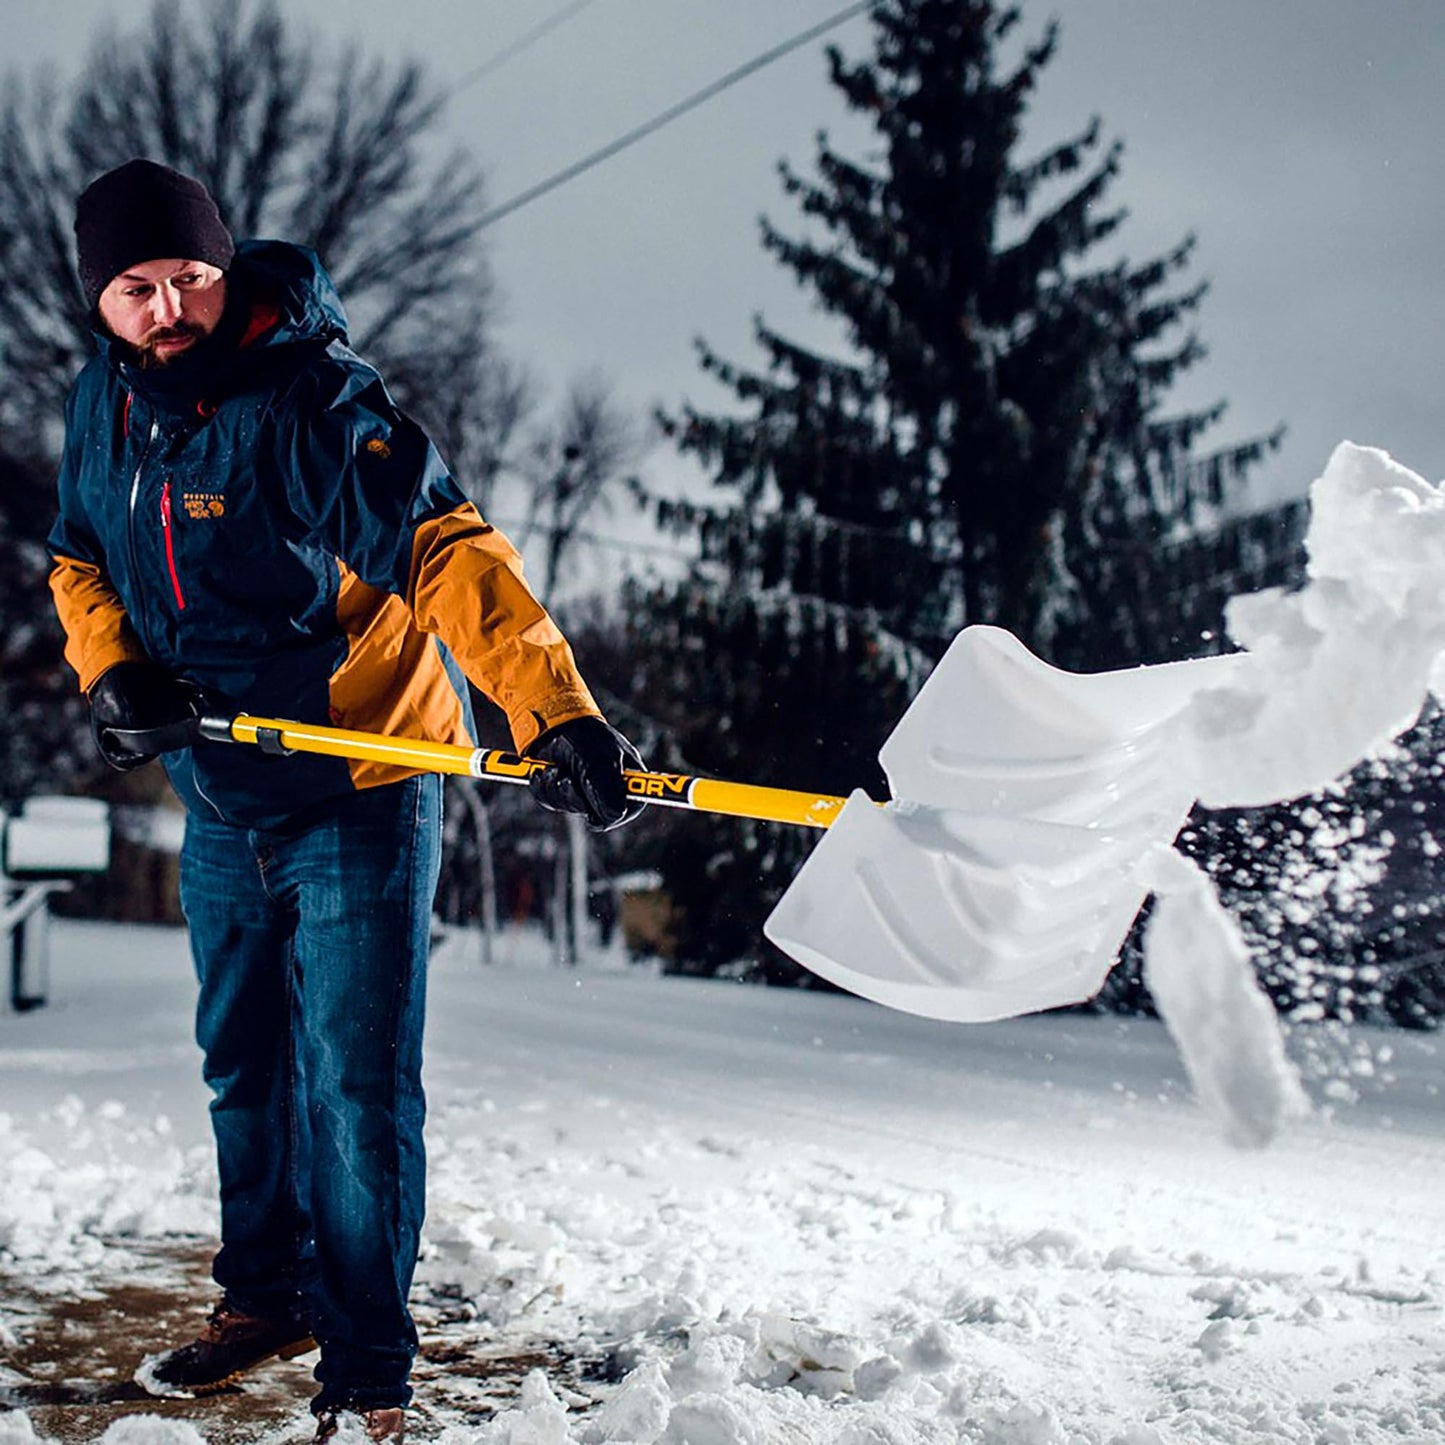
[160,479,187,611]
[126,417,160,637]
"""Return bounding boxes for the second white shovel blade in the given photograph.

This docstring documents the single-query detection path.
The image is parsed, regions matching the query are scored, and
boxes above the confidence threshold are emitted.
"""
[764,791,1160,1023]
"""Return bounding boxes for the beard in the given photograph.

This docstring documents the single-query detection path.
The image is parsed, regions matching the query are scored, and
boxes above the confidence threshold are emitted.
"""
[133,321,208,369]
[100,318,210,370]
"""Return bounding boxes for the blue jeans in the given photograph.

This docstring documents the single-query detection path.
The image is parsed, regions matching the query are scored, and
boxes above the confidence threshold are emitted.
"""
[178,775,441,1414]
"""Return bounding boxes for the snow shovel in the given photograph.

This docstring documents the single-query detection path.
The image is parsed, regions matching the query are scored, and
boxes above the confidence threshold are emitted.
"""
[105,626,1241,1022]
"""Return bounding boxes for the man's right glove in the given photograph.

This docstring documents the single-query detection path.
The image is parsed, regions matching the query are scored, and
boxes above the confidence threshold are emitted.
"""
[87,660,201,772]
[525,716,646,832]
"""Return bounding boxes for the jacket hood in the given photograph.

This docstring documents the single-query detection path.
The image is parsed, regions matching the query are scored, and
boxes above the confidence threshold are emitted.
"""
[96,239,350,411]
[232,238,350,350]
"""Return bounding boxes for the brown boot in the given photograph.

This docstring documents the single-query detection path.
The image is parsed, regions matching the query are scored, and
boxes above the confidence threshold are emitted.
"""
[314,1407,405,1443]
[136,1298,315,1396]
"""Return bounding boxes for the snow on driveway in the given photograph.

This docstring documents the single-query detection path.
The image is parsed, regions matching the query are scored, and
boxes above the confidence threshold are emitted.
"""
[2,919,1443,1443]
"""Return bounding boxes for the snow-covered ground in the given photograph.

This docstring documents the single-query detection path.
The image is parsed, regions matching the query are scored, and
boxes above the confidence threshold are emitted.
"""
[6,442,1445,1441]
[2,919,1442,1445]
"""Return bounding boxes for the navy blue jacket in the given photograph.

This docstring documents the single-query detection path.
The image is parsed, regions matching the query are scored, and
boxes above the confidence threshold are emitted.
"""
[50,240,598,827]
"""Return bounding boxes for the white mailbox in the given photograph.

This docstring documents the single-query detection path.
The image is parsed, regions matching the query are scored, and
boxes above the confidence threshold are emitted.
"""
[3,796,111,877]
[3,795,111,1012]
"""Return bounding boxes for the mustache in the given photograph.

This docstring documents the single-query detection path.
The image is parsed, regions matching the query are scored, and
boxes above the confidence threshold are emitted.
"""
[134,320,206,369]
[140,322,204,348]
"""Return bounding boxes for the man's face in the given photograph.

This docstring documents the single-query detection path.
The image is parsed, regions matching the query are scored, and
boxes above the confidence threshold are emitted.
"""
[97,258,227,367]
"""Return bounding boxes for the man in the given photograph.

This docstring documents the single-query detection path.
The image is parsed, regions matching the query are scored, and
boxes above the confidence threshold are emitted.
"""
[48,159,642,1444]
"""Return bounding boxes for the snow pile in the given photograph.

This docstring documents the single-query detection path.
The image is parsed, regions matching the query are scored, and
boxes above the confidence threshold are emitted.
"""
[5,929,1445,1444]
[92,1421,206,1445]
[463,1323,1081,1445]
[0,1099,214,1267]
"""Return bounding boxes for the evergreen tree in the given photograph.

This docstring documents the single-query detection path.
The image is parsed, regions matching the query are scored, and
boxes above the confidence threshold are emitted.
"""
[630,0,1305,976]
[662,0,1302,669]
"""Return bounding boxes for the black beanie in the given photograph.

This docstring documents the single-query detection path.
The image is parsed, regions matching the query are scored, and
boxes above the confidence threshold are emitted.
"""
[74,159,234,309]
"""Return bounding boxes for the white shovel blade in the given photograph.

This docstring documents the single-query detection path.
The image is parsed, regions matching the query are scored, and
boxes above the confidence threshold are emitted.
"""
[881,625,1242,827]
[765,627,1244,1022]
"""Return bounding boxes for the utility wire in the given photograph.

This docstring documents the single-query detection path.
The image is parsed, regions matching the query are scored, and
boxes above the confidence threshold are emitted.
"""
[474,0,872,232]
[439,0,602,103]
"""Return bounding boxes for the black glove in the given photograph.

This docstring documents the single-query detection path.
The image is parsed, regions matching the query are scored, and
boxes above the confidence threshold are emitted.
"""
[87,661,202,772]
[525,716,645,832]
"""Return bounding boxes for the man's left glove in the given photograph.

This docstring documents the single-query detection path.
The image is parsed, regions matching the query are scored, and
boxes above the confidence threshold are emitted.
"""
[525,716,646,832]
[87,660,202,772]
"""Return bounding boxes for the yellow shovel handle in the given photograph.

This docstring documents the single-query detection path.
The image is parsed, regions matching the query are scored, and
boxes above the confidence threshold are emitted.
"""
[201,713,848,830]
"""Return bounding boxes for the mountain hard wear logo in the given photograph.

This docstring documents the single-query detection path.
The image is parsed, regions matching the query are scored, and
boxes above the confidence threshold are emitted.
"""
[183,492,225,520]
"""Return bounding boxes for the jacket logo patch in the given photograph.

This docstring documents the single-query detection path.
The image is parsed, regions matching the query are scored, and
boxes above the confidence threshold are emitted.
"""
[365,437,392,459]
[183,492,226,520]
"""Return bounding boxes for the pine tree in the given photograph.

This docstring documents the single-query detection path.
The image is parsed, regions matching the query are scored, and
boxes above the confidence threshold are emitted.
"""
[629,0,1305,976]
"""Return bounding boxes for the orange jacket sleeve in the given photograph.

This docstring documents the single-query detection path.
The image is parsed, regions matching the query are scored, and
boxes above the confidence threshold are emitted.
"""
[48,379,148,692]
[278,367,604,752]
[48,554,147,693]
[407,506,600,751]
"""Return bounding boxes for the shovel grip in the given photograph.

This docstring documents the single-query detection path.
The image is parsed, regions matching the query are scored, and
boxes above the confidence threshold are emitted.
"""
[99,718,204,757]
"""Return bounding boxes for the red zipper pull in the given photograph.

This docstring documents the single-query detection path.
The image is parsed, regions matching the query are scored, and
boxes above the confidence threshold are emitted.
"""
[161,481,187,612]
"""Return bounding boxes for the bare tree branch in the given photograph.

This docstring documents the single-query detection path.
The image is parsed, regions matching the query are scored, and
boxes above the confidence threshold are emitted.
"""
[519,374,639,605]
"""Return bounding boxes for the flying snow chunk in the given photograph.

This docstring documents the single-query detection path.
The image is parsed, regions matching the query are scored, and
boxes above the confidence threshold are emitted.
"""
[1180,441,1445,808]
[1144,847,1309,1148]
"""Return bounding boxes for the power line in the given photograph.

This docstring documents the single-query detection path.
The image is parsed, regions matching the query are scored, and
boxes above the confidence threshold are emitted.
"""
[474,1,872,233]
[439,0,602,103]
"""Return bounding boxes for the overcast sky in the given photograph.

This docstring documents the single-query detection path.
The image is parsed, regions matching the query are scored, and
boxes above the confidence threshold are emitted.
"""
[8,1,1444,541]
